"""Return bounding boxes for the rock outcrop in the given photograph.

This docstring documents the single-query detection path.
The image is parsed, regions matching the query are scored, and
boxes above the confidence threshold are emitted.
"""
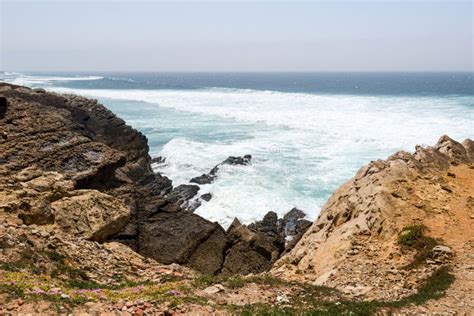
[1,83,472,314]
[272,135,474,302]
[0,83,231,273]
[0,83,277,275]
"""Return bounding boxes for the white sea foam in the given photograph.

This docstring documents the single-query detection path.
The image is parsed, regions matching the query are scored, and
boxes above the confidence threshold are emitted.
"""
[4,79,473,227]
[1,74,103,87]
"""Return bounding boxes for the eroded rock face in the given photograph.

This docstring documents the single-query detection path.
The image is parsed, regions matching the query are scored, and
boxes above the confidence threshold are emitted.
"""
[51,190,130,242]
[0,84,278,276]
[272,135,474,300]
[0,83,230,273]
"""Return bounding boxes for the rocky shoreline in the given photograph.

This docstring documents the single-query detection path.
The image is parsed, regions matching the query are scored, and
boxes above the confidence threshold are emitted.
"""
[1,83,473,315]
[0,83,308,276]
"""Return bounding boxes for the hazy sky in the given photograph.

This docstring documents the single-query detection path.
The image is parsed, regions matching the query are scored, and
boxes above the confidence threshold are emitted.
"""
[1,1,472,72]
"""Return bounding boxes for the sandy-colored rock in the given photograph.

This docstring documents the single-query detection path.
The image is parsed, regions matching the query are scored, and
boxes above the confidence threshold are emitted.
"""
[51,190,130,241]
[273,135,474,306]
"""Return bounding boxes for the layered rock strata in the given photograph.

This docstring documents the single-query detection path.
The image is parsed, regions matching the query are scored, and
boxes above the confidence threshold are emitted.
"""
[0,83,291,275]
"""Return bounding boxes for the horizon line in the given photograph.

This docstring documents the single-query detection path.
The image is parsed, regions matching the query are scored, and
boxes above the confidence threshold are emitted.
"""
[2,70,473,74]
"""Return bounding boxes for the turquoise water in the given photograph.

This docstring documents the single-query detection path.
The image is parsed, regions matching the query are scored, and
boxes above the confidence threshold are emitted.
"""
[1,72,473,227]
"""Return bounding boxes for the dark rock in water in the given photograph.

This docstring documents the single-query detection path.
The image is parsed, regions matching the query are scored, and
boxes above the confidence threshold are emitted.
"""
[0,96,7,118]
[190,173,216,185]
[222,155,252,166]
[280,207,307,236]
[297,219,312,232]
[246,208,313,257]
[151,156,166,164]
[201,193,212,202]
[190,154,252,184]
[162,184,200,212]
[34,88,46,93]
[278,208,313,254]
[185,199,201,212]
[167,184,200,203]
[248,211,279,237]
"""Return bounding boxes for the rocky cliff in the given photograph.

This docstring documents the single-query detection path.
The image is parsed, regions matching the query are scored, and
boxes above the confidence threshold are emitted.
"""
[0,83,295,276]
[1,83,472,314]
[272,135,473,310]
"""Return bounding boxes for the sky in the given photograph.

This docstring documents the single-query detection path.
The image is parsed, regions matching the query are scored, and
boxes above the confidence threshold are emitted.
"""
[0,0,472,72]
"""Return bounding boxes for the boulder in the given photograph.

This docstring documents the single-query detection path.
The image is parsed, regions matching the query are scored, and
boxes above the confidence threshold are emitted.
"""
[201,193,212,202]
[203,284,225,295]
[222,155,252,166]
[435,135,469,164]
[190,174,216,185]
[138,211,228,271]
[51,190,130,242]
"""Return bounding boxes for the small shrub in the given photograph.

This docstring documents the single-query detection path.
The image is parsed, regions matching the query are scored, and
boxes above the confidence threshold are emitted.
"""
[398,225,425,247]
[398,225,439,268]
[45,251,65,264]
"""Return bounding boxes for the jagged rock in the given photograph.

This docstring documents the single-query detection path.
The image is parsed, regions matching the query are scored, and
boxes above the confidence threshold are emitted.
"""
[435,135,470,164]
[248,211,279,236]
[190,155,252,184]
[220,218,284,275]
[280,208,306,235]
[248,209,312,254]
[273,135,473,301]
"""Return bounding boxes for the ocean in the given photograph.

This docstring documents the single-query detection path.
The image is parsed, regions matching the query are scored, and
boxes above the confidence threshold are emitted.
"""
[1,71,473,227]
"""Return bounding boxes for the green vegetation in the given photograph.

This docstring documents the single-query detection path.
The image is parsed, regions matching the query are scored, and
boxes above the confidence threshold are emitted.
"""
[398,224,439,268]
[0,242,454,315]
[228,266,454,315]
[384,266,455,308]
[194,273,333,293]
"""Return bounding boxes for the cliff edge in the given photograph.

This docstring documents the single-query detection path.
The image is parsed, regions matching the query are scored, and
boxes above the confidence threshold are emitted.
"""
[1,83,472,314]
[272,135,473,311]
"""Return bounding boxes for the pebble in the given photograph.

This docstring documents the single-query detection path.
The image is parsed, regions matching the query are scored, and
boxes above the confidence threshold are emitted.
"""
[203,284,225,295]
